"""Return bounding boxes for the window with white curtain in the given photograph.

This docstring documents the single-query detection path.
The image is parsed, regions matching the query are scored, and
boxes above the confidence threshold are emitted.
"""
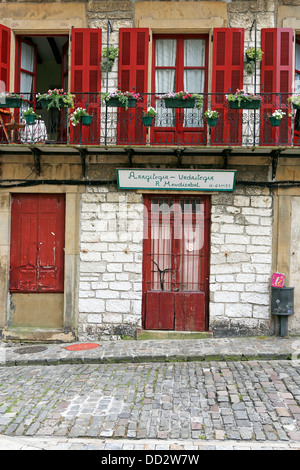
[154,36,207,128]
[20,41,35,110]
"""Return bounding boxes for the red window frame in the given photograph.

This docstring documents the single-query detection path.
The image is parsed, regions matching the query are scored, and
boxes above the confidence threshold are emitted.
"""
[151,34,209,145]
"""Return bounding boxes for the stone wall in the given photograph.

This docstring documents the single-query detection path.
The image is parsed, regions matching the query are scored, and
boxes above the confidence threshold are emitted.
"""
[77,183,273,340]
[209,185,273,337]
[78,185,144,340]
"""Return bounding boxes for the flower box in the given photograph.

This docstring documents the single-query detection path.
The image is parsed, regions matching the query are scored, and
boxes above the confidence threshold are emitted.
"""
[81,114,93,126]
[0,97,23,108]
[106,97,137,108]
[39,97,70,109]
[228,100,261,110]
[164,98,196,109]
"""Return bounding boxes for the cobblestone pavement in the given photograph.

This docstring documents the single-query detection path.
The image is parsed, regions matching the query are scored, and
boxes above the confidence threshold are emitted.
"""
[0,360,299,450]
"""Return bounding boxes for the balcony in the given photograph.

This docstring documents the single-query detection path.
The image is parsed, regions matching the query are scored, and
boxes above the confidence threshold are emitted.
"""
[0,92,299,173]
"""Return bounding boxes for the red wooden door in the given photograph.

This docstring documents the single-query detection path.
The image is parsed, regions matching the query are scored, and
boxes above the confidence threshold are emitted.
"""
[260,28,293,146]
[142,195,210,331]
[10,194,65,293]
[211,28,244,145]
[151,34,209,145]
[70,28,102,144]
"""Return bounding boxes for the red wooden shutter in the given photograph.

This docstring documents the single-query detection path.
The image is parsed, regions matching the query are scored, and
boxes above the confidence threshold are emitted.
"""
[0,24,11,93]
[10,194,65,293]
[118,28,149,144]
[70,28,102,144]
[260,28,293,145]
[211,28,244,145]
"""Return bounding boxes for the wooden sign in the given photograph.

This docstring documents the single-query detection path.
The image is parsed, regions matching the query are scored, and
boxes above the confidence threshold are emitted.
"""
[117,169,236,191]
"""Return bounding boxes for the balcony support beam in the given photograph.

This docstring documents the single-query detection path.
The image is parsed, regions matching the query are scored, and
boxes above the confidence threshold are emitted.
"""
[271,149,281,180]
[125,149,134,167]
[30,147,42,176]
[77,148,87,177]
[222,149,232,169]
[175,149,183,167]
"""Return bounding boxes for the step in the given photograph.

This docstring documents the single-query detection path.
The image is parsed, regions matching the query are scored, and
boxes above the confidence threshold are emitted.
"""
[136,329,213,340]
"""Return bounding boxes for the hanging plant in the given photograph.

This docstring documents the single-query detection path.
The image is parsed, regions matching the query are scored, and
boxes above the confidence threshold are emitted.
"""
[245,47,264,75]
[100,46,119,72]
[204,109,219,127]
[142,106,157,126]
[70,107,93,126]
[269,109,286,127]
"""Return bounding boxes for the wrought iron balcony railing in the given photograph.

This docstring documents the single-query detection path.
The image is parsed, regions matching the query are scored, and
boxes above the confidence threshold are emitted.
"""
[0,92,299,148]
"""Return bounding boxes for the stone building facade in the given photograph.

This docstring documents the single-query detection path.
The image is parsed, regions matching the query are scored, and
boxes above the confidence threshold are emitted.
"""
[0,0,300,342]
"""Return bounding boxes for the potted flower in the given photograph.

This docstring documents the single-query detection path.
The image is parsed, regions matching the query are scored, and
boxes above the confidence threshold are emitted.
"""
[70,107,93,126]
[157,91,203,110]
[0,92,24,108]
[226,89,262,109]
[204,109,219,127]
[142,106,157,126]
[36,89,75,110]
[21,107,41,125]
[100,46,119,73]
[288,95,300,110]
[269,109,285,127]
[101,90,141,109]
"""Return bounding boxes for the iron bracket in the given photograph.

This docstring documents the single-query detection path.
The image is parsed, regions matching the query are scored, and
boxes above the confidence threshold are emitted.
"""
[271,149,281,180]
[30,147,42,176]
[222,149,232,169]
[78,148,88,177]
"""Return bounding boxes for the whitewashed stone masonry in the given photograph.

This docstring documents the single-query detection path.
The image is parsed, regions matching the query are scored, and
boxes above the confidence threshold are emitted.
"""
[78,185,144,341]
[209,185,273,336]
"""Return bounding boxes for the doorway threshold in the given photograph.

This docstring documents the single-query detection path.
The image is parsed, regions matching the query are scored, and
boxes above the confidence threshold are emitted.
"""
[136,329,213,341]
[1,327,75,344]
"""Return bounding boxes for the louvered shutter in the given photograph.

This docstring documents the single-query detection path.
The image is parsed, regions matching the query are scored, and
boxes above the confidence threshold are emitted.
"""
[0,24,11,92]
[118,28,149,144]
[70,28,102,143]
[260,28,293,145]
[211,28,244,145]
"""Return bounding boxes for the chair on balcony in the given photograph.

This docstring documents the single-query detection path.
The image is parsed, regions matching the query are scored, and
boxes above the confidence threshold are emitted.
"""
[0,108,25,143]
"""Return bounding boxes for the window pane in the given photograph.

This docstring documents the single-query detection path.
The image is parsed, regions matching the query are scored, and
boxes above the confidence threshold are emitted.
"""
[184,39,205,67]
[156,39,176,67]
[184,69,204,93]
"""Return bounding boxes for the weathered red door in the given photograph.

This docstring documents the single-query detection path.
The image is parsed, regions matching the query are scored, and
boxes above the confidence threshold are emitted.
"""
[142,195,210,331]
[10,194,65,293]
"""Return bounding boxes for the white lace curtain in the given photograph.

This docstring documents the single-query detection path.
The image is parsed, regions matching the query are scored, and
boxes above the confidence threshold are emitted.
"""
[20,42,35,109]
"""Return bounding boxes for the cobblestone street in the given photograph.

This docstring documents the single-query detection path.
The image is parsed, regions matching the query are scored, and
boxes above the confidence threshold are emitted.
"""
[0,360,299,447]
